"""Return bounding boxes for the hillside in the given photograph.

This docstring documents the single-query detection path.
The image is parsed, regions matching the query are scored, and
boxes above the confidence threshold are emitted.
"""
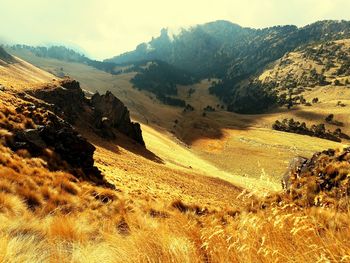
[258,39,350,99]
[252,39,350,138]
[6,44,348,186]
[107,20,350,113]
[1,47,350,262]
[0,49,56,90]
[7,46,199,108]
[9,44,121,75]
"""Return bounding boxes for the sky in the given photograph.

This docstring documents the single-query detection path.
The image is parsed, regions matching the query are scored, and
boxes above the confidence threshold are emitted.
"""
[1,0,350,60]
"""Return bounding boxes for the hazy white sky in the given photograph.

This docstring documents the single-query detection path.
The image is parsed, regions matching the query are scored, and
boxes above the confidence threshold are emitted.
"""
[1,0,350,59]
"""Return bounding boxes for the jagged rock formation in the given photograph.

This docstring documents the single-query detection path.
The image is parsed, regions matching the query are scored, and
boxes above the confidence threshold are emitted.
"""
[91,91,145,145]
[30,79,145,146]
[30,79,86,123]
[13,123,102,181]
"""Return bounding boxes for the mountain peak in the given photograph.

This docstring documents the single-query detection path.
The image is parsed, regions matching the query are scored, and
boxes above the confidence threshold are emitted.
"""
[204,19,242,28]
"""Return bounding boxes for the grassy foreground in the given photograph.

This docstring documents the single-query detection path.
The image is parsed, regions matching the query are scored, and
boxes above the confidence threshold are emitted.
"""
[1,92,350,263]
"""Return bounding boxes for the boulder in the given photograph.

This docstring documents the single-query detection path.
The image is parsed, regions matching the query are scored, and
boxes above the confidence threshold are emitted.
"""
[283,148,349,191]
[12,128,47,151]
[282,148,350,209]
[40,125,97,174]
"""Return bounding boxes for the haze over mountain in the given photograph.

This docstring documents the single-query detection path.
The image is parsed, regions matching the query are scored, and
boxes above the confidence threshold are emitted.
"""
[107,20,350,76]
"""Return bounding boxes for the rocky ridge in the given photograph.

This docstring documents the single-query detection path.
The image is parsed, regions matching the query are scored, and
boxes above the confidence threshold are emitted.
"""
[91,91,144,145]
[1,77,145,187]
[30,78,145,145]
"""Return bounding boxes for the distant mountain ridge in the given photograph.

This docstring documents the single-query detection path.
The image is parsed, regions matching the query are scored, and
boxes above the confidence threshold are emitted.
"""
[105,20,256,77]
[107,20,350,78]
[106,19,350,113]
[9,44,122,75]
[7,20,350,114]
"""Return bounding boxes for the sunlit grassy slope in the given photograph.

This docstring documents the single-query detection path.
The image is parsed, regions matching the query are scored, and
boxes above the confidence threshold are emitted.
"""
[1,84,350,262]
[1,48,350,262]
[9,48,349,188]
[0,55,57,90]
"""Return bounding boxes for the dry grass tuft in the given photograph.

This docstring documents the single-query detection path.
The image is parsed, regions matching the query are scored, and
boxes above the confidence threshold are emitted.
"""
[48,216,85,242]
[116,217,130,236]
[88,188,118,204]
[172,200,209,215]
[17,187,42,211]
[54,178,79,195]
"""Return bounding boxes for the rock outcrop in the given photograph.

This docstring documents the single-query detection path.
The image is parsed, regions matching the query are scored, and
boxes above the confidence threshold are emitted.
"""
[31,78,145,146]
[281,156,308,189]
[91,91,145,145]
[30,79,86,124]
[9,106,104,184]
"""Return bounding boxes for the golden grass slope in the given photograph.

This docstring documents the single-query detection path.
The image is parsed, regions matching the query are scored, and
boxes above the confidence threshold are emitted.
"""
[0,51,350,262]
[8,48,349,186]
[0,55,57,90]
[1,98,350,262]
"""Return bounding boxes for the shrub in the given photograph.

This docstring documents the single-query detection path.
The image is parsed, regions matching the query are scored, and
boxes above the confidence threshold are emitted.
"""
[273,118,346,142]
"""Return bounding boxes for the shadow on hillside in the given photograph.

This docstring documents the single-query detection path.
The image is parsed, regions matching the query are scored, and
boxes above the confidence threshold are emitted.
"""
[293,109,326,121]
[175,110,267,145]
[85,129,164,164]
[0,59,17,67]
[0,48,17,65]
[175,106,328,145]
[115,133,165,164]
